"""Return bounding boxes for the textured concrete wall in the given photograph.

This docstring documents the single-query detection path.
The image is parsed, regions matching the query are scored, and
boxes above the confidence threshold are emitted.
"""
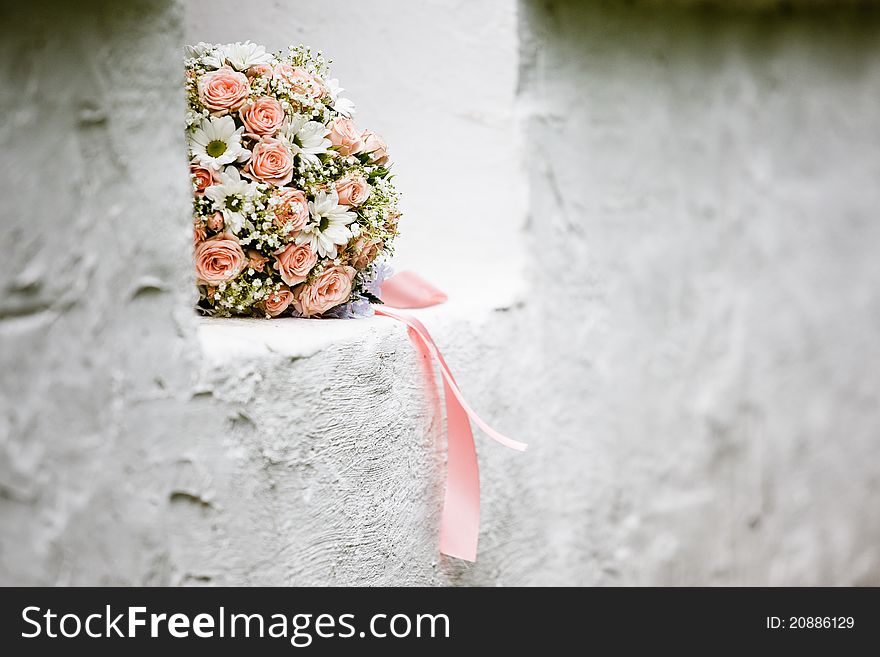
[0,0,197,583]
[173,0,880,585]
[0,0,525,586]
[2,0,879,586]
[517,0,880,584]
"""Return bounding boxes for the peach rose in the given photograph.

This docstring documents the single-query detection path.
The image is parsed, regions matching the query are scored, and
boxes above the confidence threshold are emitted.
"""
[327,117,363,156]
[350,238,383,270]
[245,137,294,186]
[190,163,215,195]
[206,212,225,232]
[198,66,250,113]
[273,64,325,99]
[240,96,286,136]
[194,232,247,285]
[272,189,309,233]
[247,63,273,78]
[262,285,294,317]
[361,130,389,165]
[193,224,207,246]
[273,242,317,286]
[247,249,269,272]
[293,265,355,317]
[334,174,371,207]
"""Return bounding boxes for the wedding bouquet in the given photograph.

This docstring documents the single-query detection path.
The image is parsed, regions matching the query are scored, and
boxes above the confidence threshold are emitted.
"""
[185,42,400,318]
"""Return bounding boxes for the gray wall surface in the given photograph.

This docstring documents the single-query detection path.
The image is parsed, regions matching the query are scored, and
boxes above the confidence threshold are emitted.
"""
[0,0,198,583]
[1,0,877,585]
[520,0,880,584]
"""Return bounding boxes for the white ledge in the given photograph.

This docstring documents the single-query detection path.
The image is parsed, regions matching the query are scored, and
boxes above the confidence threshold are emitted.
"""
[196,269,526,367]
[197,314,401,364]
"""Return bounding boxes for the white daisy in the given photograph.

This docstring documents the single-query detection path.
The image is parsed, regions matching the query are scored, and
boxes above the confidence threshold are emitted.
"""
[189,116,251,171]
[296,190,356,258]
[185,42,222,68]
[326,78,356,118]
[220,41,274,71]
[204,166,261,234]
[284,115,331,165]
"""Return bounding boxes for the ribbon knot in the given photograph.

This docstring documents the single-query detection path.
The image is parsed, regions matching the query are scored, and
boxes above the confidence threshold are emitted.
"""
[376,271,527,562]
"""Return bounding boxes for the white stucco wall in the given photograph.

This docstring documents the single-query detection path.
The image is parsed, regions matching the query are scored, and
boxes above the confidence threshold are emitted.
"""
[0,0,198,583]
[517,0,880,584]
[2,0,878,586]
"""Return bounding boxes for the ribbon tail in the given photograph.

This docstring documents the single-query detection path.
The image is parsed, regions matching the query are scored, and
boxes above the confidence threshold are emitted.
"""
[376,307,528,451]
[375,306,527,562]
[438,368,481,561]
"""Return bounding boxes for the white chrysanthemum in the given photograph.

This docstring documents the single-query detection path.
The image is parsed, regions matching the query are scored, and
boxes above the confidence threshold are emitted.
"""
[220,41,274,71]
[204,166,261,234]
[189,116,251,171]
[326,78,356,118]
[284,114,331,165]
[296,190,356,258]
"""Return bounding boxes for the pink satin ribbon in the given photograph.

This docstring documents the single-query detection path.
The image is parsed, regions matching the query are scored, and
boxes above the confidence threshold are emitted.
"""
[376,272,527,562]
